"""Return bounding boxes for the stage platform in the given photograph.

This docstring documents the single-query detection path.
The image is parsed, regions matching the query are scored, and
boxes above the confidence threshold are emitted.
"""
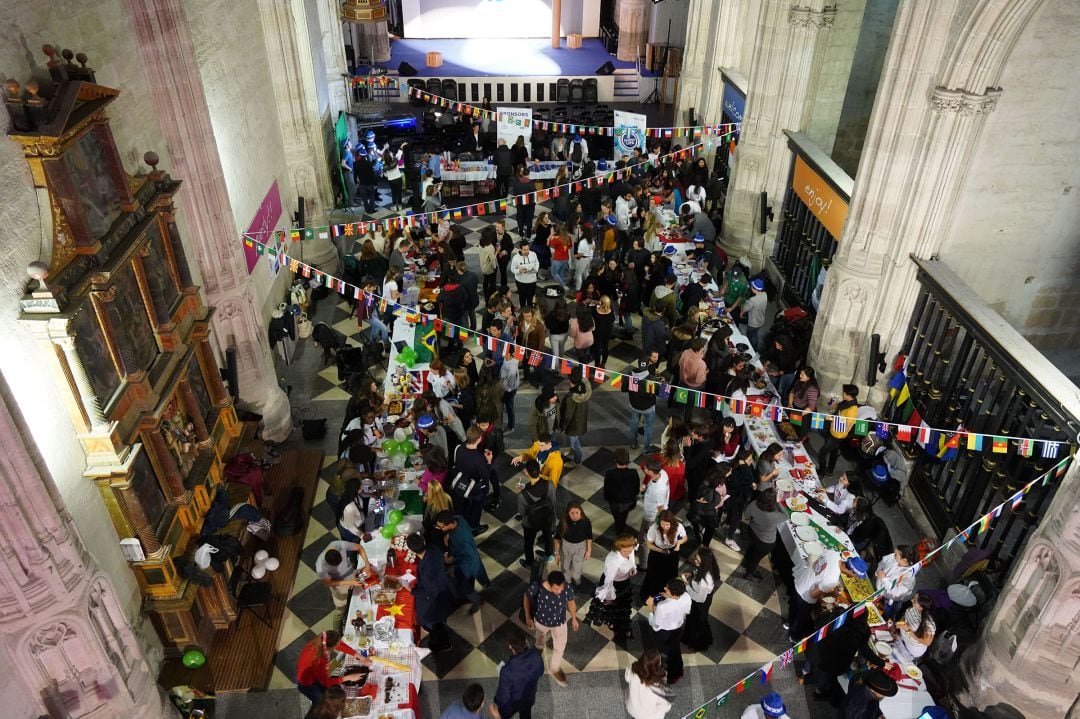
[385,37,657,78]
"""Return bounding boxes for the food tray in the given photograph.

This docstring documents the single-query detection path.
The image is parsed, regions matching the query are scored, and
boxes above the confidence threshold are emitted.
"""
[372,589,398,606]
[342,695,372,717]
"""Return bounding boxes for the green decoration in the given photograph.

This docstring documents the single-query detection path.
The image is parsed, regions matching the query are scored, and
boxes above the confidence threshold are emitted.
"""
[387,509,404,525]
[182,648,206,669]
[398,439,416,456]
[380,524,396,538]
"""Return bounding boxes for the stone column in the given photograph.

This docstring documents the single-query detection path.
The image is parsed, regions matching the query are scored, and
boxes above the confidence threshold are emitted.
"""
[319,0,351,114]
[146,428,186,500]
[673,0,715,124]
[721,1,836,266]
[54,335,109,432]
[616,0,650,62]
[803,0,1041,402]
[552,0,563,48]
[126,0,293,443]
[258,0,341,271]
[958,460,1080,717]
[114,481,163,554]
[0,381,169,717]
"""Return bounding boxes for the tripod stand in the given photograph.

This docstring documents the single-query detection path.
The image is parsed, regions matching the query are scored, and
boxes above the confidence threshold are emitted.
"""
[642,19,672,105]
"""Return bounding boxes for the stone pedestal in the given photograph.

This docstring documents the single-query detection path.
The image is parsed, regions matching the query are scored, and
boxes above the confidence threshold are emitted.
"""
[958,460,1080,717]
[355,21,391,64]
[616,0,650,62]
[721,1,835,268]
[127,0,293,442]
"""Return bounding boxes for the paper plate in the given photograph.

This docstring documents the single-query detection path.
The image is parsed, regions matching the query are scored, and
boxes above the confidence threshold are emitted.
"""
[875,641,893,658]
[906,666,923,680]
[803,541,824,558]
[796,526,819,542]
[776,478,794,492]
[790,513,811,527]
[786,497,808,512]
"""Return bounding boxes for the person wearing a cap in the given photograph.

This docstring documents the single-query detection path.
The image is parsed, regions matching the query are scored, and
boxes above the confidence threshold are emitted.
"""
[626,356,659,451]
[353,143,379,213]
[799,600,871,699]
[789,546,842,642]
[740,277,769,352]
[417,413,449,460]
[650,274,679,327]
[838,667,897,719]
[740,692,790,719]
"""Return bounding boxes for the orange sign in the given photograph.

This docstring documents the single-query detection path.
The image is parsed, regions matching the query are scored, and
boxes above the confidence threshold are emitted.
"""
[792,155,848,240]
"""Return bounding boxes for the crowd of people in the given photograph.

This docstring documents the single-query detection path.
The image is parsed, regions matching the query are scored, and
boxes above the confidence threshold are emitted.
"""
[301,136,933,719]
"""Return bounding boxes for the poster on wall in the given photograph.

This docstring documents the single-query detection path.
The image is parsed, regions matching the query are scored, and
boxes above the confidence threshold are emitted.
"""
[497,107,533,148]
[613,110,647,161]
[243,181,283,275]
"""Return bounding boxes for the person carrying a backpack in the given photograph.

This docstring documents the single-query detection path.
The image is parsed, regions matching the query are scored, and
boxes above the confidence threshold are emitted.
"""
[450,425,498,536]
[517,460,555,568]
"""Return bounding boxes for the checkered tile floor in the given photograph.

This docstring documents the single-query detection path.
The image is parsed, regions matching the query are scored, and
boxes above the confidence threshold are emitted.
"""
[268,190,814,692]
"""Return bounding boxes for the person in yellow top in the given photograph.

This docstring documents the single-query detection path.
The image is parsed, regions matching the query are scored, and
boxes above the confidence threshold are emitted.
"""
[512,432,564,487]
[511,432,563,520]
[820,384,860,475]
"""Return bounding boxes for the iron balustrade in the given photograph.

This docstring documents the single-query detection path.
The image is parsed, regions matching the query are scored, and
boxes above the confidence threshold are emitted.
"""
[888,258,1077,586]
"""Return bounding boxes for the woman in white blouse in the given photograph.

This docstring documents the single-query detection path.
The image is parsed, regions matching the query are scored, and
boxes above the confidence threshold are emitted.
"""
[876,544,919,619]
[639,510,688,604]
[584,534,638,641]
[427,359,457,400]
[681,547,721,652]
[624,648,672,719]
[893,594,936,664]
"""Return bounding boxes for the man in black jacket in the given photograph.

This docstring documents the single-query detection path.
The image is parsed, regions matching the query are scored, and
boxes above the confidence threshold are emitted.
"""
[625,358,658,451]
[452,425,497,535]
[602,447,640,535]
[408,533,453,652]
[494,138,514,198]
[492,630,544,719]
[455,260,481,330]
[437,270,470,353]
[512,168,535,239]
[353,146,379,213]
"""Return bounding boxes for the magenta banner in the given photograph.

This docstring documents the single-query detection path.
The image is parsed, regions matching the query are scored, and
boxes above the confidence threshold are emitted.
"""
[243,181,283,273]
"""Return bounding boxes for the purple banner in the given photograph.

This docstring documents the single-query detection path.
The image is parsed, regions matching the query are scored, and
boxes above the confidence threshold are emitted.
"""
[243,181,283,273]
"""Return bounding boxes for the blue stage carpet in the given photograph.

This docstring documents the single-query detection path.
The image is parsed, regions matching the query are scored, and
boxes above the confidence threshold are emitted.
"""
[386,37,655,77]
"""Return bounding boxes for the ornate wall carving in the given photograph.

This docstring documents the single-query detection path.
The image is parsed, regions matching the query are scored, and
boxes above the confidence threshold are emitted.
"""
[789,5,837,29]
[930,86,1003,115]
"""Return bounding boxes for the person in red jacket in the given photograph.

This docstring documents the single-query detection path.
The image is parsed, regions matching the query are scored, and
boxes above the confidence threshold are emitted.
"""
[296,630,371,705]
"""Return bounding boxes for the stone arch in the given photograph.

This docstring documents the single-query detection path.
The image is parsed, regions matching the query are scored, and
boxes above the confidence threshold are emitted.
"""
[86,577,142,693]
[939,0,1050,92]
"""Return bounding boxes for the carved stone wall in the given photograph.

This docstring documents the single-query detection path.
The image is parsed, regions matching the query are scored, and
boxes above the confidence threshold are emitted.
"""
[616,0,650,62]
[0,380,168,717]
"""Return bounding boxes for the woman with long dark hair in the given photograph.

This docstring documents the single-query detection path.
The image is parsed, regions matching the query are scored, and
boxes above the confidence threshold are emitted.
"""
[639,510,687,603]
[336,477,366,542]
[555,501,593,587]
[623,648,672,718]
[304,685,346,719]
[681,547,721,652]
[894,593,936,663]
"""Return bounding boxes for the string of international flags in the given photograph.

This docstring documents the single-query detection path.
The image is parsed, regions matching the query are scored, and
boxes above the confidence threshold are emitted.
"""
[672,454,1070,718]
[239,233,1067,456]
[405,85,744,138]
[240,134,738,240]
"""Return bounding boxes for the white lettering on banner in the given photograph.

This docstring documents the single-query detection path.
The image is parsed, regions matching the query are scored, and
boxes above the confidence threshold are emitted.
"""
[804,184,832,218]
[723,98,744,123]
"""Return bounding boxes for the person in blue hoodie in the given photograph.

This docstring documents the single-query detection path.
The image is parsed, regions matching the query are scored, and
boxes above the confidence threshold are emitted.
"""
[491,629,544,719]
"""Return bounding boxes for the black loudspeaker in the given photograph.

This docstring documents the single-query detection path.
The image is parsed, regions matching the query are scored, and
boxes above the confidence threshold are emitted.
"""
[866,334,888,386]
[294,195,305,228]
[223,347,240,401]
[595,61,615,75]
[398,61,418,77]
[758,191,773,235]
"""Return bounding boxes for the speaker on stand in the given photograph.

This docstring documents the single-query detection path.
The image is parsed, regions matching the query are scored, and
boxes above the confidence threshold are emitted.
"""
[398,61,417,77]
[595,61,615,75]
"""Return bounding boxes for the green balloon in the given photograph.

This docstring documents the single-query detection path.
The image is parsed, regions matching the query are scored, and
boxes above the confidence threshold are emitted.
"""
[182,648,206,668]
[399,353,416,369]
[380,524,396,538]
[398,440,416,455]
[387,509,404,525]
[382,440,398,454]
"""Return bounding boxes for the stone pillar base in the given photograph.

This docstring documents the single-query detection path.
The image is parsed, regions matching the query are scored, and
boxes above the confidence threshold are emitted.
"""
[356,21,390,63]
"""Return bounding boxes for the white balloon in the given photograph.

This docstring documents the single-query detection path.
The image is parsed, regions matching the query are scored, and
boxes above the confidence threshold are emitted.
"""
[264,557,280,571]
[250,564,266,579]
[394,427,408,442]
[254,549,270,563]
[395,519,415,536]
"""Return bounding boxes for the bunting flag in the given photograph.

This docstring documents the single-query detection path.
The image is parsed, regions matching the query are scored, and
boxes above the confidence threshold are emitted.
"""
[730,398,745,415]
[759,662,773,684]
[779,648,794,668]
[788,412,804,426]
[1042,440,1060,459]
[1010,491,1025,512]
[896,424,913,442]
[832,415,849,434]
[1017,438,1033,457]
[833,611,847,631]
[992,436,1009,453]
[887,364,923,426]
[716,693,729,709]
[675,388,690,405]
[853,418,869,436]
[528,350,542,367]
[734,677,747,694]
[816,624,829,642]
[810,413,825,430]
[917,423,931,444]
[610,374,622,389]
[967,433,984,451]
[593,367,606,383]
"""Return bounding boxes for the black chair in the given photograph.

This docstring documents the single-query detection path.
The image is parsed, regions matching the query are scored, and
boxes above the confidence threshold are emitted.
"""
[426,78,442,96]
[552,106,569,120]
[534,107,550,121]
[229,562,273,628]
[569,79,585,103]
[407,79,426,106]
[556,78,571,104]
[441,78,457,100]
[583,78,598,104]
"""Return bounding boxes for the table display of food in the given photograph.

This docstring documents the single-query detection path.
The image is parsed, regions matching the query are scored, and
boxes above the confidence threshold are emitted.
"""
[331,567,424,718]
